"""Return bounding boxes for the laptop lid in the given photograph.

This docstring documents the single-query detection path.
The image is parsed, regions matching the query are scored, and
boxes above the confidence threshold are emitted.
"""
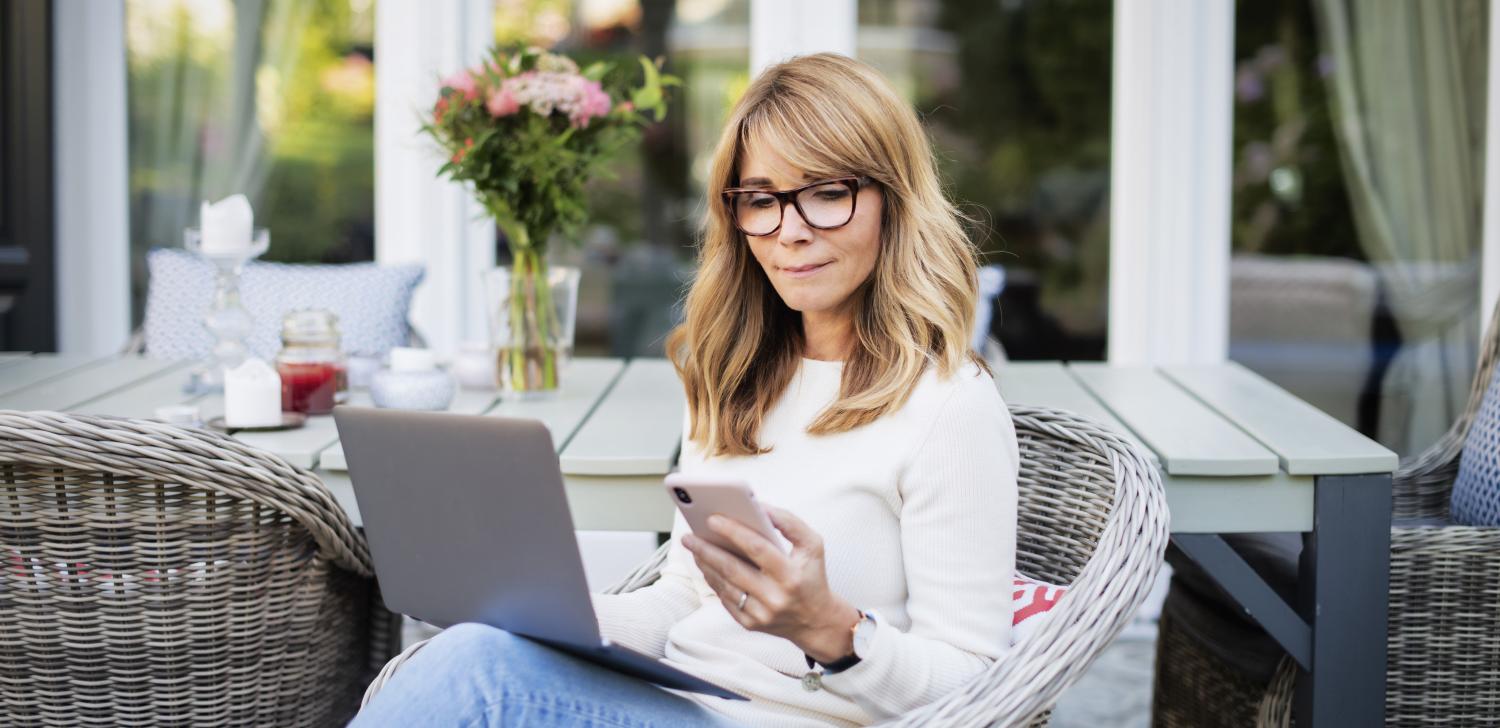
[332,406,602,648]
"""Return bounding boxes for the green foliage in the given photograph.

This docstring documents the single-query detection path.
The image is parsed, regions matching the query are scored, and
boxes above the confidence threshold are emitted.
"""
[421,45,677,254]
[126,0,375,268]
[1230,0,1360,260]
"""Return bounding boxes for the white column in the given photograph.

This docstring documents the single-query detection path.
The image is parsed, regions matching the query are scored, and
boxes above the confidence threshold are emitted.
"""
[53,0,130,355]
[1108,0,1235,365]
[1482,0,1500,334]
[750,0,857,76]
[375,0,496,356]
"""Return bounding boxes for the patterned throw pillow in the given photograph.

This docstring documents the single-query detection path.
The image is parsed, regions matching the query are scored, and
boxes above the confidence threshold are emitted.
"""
[1452,367,1500,525]
[1011,573,1067,644]
[143,248,424,361]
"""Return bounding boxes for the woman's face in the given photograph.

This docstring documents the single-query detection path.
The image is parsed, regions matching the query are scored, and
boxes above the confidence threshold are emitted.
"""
[735,142,883,319]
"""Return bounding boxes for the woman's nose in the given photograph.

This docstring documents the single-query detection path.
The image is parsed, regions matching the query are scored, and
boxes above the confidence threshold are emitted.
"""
[777,202,813,246]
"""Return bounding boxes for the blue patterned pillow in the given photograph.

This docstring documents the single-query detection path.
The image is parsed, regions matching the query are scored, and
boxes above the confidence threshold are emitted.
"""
[143,248,424,360]
[1452,366,1500,525]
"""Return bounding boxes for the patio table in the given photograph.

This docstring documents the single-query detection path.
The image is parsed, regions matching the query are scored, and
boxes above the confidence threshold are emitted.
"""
[0,354,684,532]
[0,353,1395,727]
[999,362,1396,728]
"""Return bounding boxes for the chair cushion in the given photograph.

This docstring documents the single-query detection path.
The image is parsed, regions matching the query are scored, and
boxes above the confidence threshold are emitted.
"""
[143,248,424,360]
[1453,367,1500,525]
[1011,573,1066,644]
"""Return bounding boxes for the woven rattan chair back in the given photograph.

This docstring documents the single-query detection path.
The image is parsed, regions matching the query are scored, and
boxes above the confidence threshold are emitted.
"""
[361,403,1168,727]
[1011,407,1116,586]
[0,410,380,727]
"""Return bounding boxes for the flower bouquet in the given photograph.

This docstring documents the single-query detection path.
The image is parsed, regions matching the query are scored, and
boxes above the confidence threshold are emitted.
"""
[424,46,674,395]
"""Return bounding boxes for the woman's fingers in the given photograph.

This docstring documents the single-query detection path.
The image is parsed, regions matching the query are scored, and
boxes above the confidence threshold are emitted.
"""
[694,552,770,626]
[765,506,824,556]
[706,515,790,579]
[686,534,772,593]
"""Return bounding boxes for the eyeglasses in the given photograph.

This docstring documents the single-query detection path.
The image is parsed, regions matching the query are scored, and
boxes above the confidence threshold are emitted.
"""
[721,176,871,237]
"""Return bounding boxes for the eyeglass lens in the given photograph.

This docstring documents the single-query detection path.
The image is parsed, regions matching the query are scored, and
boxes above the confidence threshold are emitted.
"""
[733,181,855,235]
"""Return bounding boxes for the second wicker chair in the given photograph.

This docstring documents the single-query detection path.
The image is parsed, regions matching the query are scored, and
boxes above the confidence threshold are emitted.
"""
[0,410,395,727]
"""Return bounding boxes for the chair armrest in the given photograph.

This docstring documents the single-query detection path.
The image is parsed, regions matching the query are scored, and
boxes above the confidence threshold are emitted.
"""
[885,426,1170,728]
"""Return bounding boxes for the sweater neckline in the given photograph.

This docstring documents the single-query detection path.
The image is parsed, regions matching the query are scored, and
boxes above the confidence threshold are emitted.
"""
[800,357,845,369]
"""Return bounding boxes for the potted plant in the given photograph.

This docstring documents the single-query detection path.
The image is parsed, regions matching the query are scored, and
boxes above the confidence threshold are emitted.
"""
[424,46,673,396]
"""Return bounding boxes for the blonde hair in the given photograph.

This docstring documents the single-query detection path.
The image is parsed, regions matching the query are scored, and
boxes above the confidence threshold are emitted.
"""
[666,53,986,457]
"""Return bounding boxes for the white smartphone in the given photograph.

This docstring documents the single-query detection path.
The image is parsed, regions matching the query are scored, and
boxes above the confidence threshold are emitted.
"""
[664,472,783,563]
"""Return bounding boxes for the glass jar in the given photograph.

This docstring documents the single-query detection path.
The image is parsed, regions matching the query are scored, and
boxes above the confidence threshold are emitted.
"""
[275,309,348,415]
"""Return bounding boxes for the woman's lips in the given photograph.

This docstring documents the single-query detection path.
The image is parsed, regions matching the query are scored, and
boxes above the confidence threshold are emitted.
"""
[781,262,831,278]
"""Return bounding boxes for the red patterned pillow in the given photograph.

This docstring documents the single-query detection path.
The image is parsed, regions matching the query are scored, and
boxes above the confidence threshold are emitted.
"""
[1012,574,1067,644]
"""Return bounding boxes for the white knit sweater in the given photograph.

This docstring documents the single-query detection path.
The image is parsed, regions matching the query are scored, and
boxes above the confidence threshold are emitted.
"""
[593,358,1019,727]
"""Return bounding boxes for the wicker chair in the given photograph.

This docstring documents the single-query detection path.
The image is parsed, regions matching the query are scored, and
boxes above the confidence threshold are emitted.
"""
[359,404,1170,727]
[0,410,398,727]
[1153,294,1500,727]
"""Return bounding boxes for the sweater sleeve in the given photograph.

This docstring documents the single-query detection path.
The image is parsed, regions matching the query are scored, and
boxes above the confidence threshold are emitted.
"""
[591,514,703,657]
[821,372,1019,719]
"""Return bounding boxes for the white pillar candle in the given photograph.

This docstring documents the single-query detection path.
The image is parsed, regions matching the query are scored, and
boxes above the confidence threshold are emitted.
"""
[223,357,283,428]
[199,194,255,255]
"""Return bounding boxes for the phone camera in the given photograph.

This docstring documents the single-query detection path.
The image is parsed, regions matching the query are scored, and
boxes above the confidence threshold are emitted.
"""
[673,487,693,504]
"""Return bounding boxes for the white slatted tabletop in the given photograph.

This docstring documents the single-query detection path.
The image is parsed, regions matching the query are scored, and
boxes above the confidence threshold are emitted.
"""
[988,359,1395,533]
[318,358,632,527]
[995,362,1158,466]
[557,357,683,532]
[0,354,112,399]
[68,364,203,419]
[0,357,186,412]
[559,358,683,477]
[1162,362,1400,476]
[1068,363,1281,477]
[0,353,1396,535]
[489,358,626,451]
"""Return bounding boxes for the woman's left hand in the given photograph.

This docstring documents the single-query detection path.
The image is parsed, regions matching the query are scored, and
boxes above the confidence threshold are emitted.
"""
[682,505,862,664]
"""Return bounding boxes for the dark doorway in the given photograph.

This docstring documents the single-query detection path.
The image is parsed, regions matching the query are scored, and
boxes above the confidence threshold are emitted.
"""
[0,0,56,352]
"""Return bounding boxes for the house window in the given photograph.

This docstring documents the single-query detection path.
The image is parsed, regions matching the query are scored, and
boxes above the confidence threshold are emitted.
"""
[125,0,377,324]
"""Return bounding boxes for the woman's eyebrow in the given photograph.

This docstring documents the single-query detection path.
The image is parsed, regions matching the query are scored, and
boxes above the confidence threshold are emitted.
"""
[736,174,819,188]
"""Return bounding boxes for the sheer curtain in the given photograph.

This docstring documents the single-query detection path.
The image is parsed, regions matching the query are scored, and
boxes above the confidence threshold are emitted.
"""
[128,0,313,294]
[1314,0,1489,456]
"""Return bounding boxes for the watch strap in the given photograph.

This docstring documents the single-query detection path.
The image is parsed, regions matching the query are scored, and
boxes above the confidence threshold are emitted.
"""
[804,651,862,674]
[804,609,867,675]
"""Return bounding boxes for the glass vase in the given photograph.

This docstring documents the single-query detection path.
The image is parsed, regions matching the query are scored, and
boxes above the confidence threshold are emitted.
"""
[483,254,579,399]
[182,227,270,393]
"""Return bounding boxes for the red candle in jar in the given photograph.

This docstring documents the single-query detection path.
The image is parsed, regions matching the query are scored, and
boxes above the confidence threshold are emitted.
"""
[279,361,344,414]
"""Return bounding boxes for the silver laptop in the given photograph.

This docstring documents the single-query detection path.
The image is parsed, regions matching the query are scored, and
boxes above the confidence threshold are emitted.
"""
[332,405,744,700]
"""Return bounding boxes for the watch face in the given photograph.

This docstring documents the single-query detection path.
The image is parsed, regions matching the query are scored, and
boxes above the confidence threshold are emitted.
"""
[852,612,877,658]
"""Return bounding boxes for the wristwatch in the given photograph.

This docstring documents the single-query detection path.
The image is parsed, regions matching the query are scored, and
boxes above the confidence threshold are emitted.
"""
[804,610,877,675]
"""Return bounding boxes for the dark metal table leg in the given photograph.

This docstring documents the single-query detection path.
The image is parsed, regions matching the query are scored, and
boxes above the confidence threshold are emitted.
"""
[1295,473,1392,727]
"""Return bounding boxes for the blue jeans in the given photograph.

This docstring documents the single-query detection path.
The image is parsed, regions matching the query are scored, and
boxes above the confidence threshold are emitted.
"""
[351,623,743,727]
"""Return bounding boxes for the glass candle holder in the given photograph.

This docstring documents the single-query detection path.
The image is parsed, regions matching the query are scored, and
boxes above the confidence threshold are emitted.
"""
[183,227,270,393]
[275,309,347,415]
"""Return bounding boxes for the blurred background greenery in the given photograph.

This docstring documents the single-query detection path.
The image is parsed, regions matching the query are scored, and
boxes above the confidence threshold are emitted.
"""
[123,0,1117,362]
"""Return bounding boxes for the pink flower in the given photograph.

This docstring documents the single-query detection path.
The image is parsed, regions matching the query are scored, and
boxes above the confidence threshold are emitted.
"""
[442,70,479,101]
[615,100,634,114]
[492,71,618,127]
[570,79,612,127]
[486,87,519,117]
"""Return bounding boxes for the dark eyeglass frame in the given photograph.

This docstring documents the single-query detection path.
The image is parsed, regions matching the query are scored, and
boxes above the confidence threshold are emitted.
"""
[720,176,873,237]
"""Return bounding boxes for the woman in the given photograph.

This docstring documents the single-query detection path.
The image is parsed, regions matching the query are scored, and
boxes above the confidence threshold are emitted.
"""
[355,53,1018,728]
